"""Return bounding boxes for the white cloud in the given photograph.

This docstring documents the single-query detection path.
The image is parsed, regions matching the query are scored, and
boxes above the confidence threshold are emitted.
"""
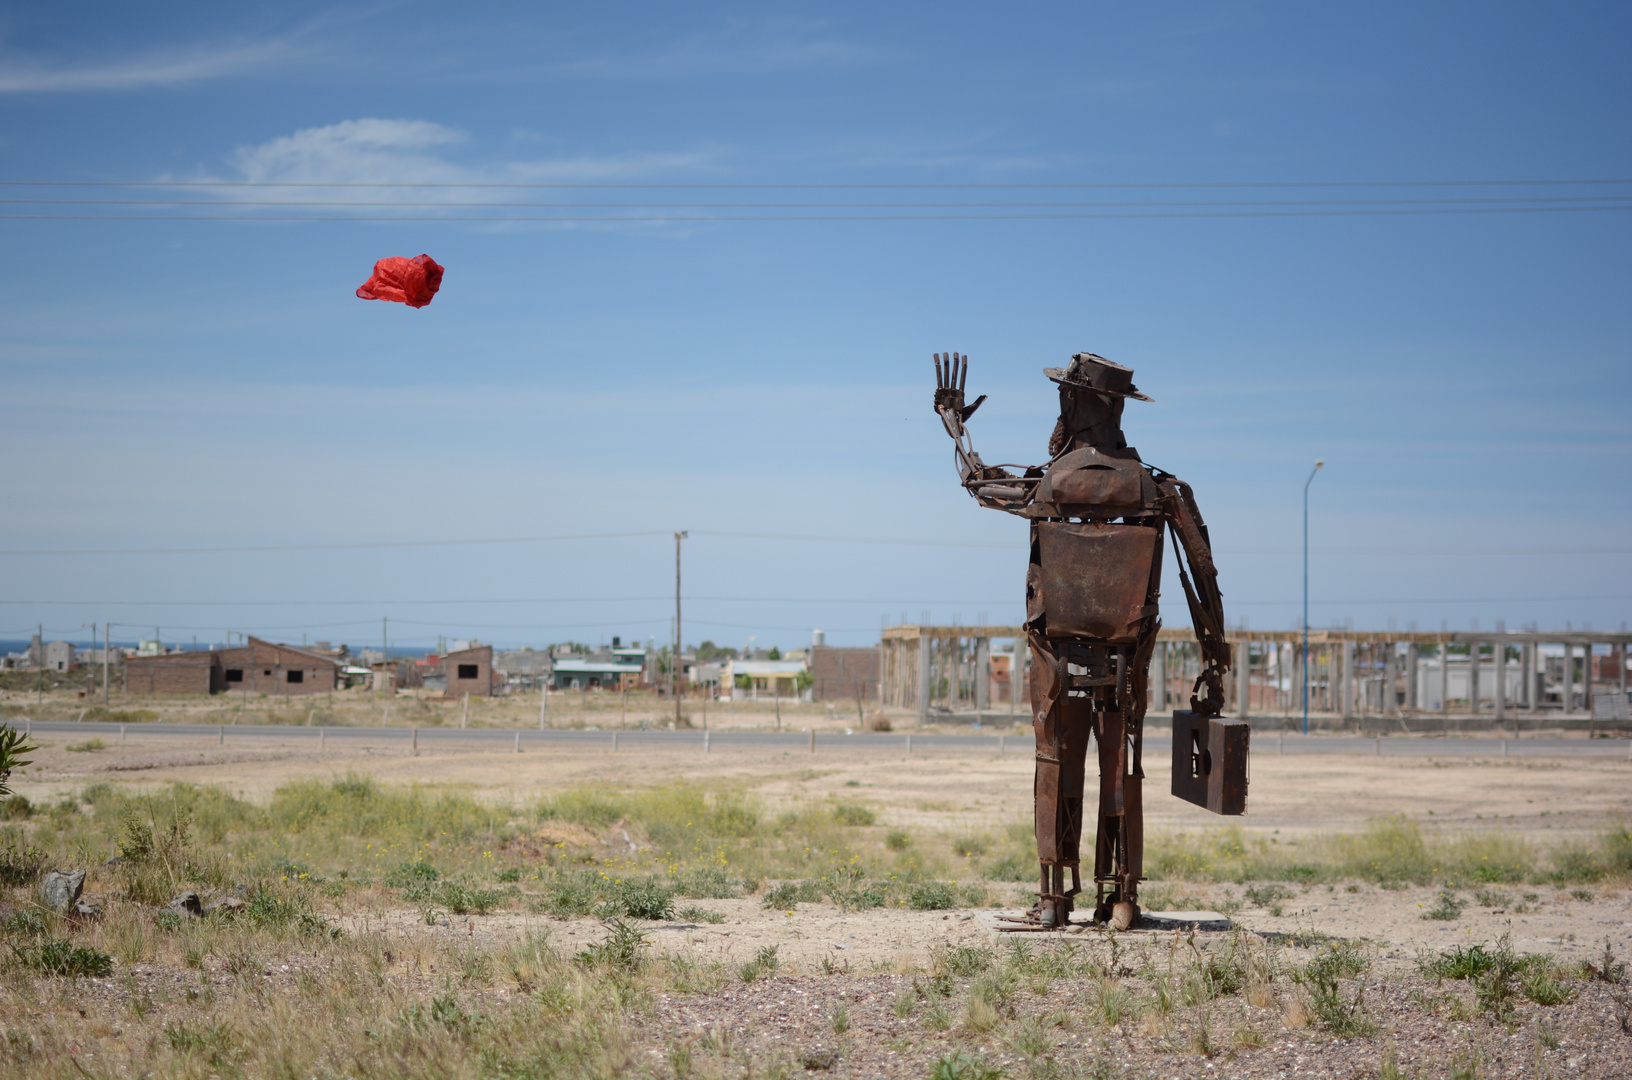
[229,119,471,185]
[192,118,728,220]
[0,34,315,93]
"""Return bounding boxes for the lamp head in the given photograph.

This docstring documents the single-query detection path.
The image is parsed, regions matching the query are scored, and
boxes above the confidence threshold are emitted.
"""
[1315,460,1324,469]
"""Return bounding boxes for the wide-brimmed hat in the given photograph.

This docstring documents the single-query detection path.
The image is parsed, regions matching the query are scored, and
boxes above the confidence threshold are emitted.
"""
[1043,352,1152,401]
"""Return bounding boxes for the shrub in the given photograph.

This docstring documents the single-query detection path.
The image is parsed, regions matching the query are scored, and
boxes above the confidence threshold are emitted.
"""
[0,843,46,886]
[1422,892,1464,921]
[386,860,440,886]
[762,880,823,910]
[739,944,780,983]
[573,919,648,971]
[1421,943,1498,980]
[603,877,674,920]
[671,864,741,898]
[909,881,958,911]
[926,1051,1003,1080]
[678,905,725,924]
[886,829,912,852]
[832,804,875,827]
[0,795,32,820]
[952,834,989,858]
[14,939,114,978]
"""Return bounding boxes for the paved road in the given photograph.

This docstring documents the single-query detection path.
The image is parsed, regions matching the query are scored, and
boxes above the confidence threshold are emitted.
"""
[15,719,1631,758]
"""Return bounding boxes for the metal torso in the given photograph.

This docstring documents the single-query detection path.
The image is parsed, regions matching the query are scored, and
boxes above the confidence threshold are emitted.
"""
[1021,443,1165,925]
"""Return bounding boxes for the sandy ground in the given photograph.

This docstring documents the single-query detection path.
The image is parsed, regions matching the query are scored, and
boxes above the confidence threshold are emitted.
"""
[14,731,1631,845]
[16,733,1632,967]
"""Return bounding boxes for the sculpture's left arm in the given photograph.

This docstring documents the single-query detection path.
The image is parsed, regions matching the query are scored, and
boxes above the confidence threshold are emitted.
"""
[1155,474,1231,715]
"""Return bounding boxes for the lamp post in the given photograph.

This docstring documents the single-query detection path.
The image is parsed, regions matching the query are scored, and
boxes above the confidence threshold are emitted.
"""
[1302,460,1324,735]
[674,531,688,729]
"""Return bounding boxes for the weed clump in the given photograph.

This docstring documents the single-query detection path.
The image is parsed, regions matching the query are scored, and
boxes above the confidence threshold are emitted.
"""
[739,944,780,983]
[832,804,875,826]
[13,939,114,978]
[1421,891,1464,920]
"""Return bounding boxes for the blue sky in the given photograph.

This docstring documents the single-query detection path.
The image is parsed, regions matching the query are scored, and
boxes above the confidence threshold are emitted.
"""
[1,2,1628,651]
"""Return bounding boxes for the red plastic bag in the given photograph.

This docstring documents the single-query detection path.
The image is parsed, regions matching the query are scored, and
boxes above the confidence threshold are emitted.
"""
[356,254,444,308]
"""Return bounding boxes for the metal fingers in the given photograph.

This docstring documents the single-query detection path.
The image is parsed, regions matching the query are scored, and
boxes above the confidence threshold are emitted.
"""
[958,353,967,391]
[934,353,946,388]
[935,352,968,391]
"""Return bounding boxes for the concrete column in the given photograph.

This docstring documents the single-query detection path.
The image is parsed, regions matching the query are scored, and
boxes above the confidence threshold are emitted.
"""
[915,634,931,721]
[975,637,990,712]
[1151,641,1166,713]
[1519,643,1532,709]
[1340,643,1354,721]
[1493,639,1506,726]
[1406,643,1419,711]
[1619,641,1627,699]
[1562,643,1574,716]
[1384,642,1399,716]
[1236,638,1250,718]
[1439,641,1450,715]
[1468,642,1481,715]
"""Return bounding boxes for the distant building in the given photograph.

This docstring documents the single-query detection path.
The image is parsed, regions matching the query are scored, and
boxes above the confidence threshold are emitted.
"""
[549,637,649,691]
[726,659,807,701]
[44,642,76,672]
[124,636,339,696]
[444,644,495,697]
[808,645,879,702]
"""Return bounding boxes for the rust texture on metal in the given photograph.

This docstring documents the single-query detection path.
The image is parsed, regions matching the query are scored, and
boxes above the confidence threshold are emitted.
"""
[1170,710,1249,815]
[933,349,1242,931]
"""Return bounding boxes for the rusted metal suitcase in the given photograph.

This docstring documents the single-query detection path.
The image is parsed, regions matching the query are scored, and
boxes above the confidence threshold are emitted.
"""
[1171,710,1249,815]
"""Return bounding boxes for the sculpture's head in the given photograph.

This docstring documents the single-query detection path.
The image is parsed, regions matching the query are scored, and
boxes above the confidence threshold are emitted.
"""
[1044,353,1149,453]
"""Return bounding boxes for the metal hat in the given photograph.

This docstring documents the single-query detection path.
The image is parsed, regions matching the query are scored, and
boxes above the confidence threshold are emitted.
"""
[1043,352,1153,401]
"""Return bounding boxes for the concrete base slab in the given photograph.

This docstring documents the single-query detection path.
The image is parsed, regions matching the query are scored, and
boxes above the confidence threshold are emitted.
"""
[982,909,1233,937]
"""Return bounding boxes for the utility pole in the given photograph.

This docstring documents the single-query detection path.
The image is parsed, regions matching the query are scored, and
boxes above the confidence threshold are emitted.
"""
[103,621,110,706]
[36,623,43,705]
[1302,460,1324,736]
[674,530,688,729]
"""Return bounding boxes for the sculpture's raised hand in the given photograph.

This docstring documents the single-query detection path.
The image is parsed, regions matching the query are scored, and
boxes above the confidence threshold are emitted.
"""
[933,352,987,437]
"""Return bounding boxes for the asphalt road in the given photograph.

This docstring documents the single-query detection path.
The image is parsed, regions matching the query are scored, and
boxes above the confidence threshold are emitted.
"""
[14,719,1631,758]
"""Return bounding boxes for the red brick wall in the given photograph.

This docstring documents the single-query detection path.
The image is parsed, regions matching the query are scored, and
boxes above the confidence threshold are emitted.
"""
[445,645,494,697]
[809,646,880,702]
[215,638,337,696]
[124,653,215,695]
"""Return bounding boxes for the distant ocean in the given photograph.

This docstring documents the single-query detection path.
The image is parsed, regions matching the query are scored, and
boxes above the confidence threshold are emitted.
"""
[0,639,426,658]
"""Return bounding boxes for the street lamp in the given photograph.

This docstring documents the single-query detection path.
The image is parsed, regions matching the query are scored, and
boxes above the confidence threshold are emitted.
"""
[1302,460,1325,735]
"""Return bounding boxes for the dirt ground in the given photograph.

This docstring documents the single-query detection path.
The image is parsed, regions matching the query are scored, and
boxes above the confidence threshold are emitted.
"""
[10,735,1632,1078]
[15,733,1632,964]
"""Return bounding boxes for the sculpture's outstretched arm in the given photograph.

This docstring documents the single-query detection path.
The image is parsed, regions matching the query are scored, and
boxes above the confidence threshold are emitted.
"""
[933,352,1040,514]
[1156,474,1231,715]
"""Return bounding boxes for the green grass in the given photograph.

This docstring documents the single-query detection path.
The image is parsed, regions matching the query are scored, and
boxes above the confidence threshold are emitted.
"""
[1139,814,1630,888]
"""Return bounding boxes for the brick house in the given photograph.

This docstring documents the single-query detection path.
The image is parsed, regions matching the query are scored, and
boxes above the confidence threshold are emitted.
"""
[808,645,880,702]
[444,644,494,698]
[124,636,338,696]
[123,650,218,695]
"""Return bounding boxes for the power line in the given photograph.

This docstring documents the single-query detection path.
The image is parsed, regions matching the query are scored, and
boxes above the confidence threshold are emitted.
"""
[3,206,1629,222]
[5,196,1629,209]
[4,178,1629,188]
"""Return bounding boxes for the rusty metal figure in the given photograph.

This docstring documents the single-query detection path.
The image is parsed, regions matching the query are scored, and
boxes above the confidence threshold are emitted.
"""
[933,351,1242,930]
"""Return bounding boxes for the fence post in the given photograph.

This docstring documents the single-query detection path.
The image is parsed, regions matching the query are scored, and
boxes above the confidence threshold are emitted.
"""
[612,732,618,753]
[320,726,325,750]
[514,731,520,753]
[120,723,126,743]
[809,729,815,754]
[1502,738,1508,759]
[412,727,418,754]
[218,724,224,745]
[905,734,912,754]
[998,734,1004,757]
[704,730,710,754]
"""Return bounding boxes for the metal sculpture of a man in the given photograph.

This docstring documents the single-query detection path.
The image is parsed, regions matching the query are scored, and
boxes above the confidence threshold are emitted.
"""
[933,351,1245,931]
